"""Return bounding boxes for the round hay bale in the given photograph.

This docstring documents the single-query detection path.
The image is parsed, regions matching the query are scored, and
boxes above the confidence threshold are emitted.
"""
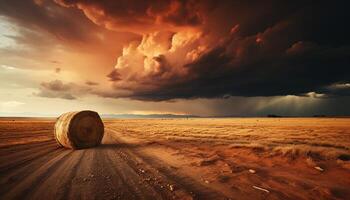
[54,110,104,149]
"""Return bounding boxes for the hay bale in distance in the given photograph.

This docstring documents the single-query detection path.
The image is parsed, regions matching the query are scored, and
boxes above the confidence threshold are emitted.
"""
[54,110,104,149]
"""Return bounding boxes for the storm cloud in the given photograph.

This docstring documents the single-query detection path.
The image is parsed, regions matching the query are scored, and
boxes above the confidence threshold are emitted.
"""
[1,0,349,104]
[102,1,350,100]
[54,0,210,33]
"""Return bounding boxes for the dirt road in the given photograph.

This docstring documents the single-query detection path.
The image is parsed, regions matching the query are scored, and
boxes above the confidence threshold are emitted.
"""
[1,118,350,200]
[0,121,226,200]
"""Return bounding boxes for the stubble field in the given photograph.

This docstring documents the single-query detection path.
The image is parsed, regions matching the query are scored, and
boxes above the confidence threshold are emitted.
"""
[0,118,349,200]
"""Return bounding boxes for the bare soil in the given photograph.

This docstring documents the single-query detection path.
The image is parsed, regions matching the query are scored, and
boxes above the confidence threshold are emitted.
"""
[0,118,349,200]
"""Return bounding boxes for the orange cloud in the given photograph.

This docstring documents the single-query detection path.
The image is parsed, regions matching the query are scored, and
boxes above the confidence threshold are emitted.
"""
[3,0,349,103]
[54,0,207,33]
[107,30,208,94]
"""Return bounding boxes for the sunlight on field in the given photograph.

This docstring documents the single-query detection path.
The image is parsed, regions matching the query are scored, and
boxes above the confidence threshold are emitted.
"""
[0,120,54,147]
[1,118,350,199]
[106,118,350,159]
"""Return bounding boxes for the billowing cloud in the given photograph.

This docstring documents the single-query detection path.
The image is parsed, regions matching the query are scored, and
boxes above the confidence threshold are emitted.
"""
[101,1,350,101]
[4,0,348,102]
[54,0,209,33]
[1,0,350,117]
[104,29,208,99]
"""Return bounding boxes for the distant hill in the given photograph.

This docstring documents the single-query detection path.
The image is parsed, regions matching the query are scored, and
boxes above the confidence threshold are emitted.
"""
[0,112,198,118]
[1,112,349,118]
[101,114,199,119]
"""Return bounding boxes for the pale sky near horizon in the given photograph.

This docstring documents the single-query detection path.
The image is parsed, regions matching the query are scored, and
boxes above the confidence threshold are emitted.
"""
[1,0,350,117]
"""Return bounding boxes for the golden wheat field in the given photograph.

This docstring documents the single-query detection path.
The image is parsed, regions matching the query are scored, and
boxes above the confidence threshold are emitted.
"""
[1,118,350,200]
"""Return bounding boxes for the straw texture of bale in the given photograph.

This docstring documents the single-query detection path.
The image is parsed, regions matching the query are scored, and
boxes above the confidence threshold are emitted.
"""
[54,110,104,149]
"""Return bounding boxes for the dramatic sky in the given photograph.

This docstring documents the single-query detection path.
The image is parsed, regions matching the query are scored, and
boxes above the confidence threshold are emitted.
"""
[0,0,350,116]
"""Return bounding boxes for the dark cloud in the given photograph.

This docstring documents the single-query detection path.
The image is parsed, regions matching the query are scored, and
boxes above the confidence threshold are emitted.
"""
[36,79,92,100]
[2,0,349,103]
[0,0,96,43]
[317,83,350,97]
[107,70,121,82]
[36,80,76,100]
[40,79,72,91]
[106,1,350,101]
[54,0,210,32]
[85,81,99,86]
[178,42,349,99]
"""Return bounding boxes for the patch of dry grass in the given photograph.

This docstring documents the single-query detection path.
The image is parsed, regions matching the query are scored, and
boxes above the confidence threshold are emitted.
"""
[0,120,54,147]
[106,118,350,160]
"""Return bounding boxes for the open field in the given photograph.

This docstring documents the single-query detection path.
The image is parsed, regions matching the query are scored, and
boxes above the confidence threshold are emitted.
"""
[0,118,350,200]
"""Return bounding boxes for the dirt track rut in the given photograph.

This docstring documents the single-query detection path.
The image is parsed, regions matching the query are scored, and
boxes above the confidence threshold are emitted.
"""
[0,128,227,200]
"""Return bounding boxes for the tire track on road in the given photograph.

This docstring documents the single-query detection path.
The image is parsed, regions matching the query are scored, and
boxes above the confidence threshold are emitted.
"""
[106,128,228,200]
[0,140,56,155]
[103,145,169,200]
[2,150,73,200]
[0,142,60,172]
[28,150,87,200]
[0,148,66,195]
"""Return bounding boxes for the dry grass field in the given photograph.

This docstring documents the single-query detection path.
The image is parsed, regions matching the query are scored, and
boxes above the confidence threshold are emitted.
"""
[0,118,350,200]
